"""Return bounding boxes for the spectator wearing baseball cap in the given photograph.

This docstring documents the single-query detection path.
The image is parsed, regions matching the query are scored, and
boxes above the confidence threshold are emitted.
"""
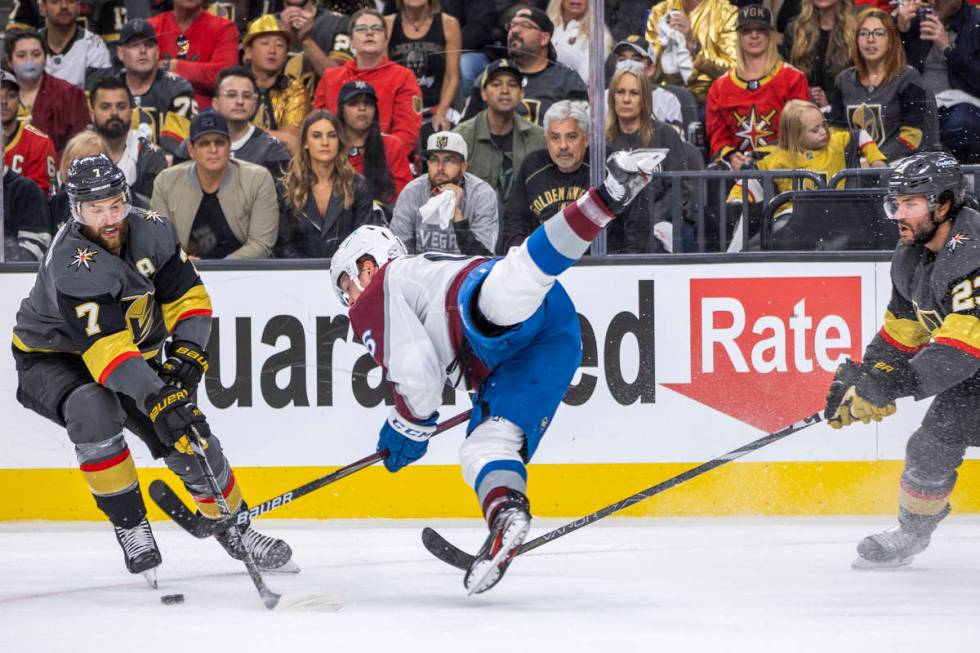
[151,110,280,259]
[117,19,198,158]
[244,14,310,153]
[706,4,809,169]
[460,5,588,127]
[335,80,413,205]
[390,130,499,256]
[547,0,613,85]
[612,35,683,127]
[453,59,545,207]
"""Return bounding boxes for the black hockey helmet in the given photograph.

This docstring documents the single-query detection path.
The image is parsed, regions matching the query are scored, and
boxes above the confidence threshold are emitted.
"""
[65,154,131,222]
[884,151,965,219]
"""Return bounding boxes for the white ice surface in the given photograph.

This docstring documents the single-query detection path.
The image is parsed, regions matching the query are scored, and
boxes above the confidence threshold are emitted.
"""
[2,516,980,652]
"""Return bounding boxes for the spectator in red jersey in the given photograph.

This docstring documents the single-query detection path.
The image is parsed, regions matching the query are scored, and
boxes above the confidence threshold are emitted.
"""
[336,80,412,207]
[312,7,423,153]
[706,5,810,169]
[2,71,56,196]
[6,30,89,160]
[148,0,239,110]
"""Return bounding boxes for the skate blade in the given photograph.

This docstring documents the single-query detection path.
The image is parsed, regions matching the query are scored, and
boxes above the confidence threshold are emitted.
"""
[141,568,158,589]
[465,519,530,596]
[266,559,301,574]
[851,555,914,570]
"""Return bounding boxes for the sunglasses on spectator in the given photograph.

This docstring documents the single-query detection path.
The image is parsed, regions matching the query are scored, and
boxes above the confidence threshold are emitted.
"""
[857,28,887,39]
[219,90,257,102]
[352,24,385,34]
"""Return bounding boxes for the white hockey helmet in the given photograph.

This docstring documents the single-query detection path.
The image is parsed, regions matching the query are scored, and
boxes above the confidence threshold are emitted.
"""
[329,225,407,306]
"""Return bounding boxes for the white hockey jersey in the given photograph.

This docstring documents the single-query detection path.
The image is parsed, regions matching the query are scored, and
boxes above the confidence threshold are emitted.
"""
[349,254,490,422]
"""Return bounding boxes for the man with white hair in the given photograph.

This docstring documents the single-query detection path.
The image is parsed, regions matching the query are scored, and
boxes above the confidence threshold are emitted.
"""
[390,130,499,256]
[499,100,592,253]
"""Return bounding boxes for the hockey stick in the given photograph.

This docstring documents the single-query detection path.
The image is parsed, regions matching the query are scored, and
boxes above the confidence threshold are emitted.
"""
[188,429,281,610]
[151,409,473,538]
[422,412,824,571]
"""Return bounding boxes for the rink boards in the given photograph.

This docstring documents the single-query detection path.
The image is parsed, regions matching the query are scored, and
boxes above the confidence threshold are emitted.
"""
[2,259,979,520]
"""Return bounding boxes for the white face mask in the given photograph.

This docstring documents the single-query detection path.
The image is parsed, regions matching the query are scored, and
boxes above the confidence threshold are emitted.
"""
[13,61,44,82]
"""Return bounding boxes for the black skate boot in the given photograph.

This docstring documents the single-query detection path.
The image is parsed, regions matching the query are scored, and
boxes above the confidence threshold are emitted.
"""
[214,513,298,573]
[853,526,931,569]
[464,490,531,595]
[113,518,162,588]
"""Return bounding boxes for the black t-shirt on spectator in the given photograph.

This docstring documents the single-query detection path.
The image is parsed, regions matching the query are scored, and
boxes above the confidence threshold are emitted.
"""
[189,191,240,259]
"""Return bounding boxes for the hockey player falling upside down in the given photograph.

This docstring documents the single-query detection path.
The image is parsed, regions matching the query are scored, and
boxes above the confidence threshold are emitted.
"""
[824,151,980,569]
[329,149,664,594]
[11,155,295,587]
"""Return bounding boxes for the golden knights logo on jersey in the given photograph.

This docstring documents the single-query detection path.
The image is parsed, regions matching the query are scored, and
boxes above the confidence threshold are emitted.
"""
[913,301,944,335]
[123,291,157,346]
[847,103,885,146]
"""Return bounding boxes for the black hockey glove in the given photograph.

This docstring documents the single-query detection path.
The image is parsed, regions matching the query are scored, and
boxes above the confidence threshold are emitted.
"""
[145,386,211,454]
[825,358,912,429]
[159,340,209,392]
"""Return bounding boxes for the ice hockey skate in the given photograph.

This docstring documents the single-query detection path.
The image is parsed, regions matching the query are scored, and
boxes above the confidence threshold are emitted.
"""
[113,518,162,588]
[464,492,531,595]
[600,148,668,212]
[852,526,931,569]
[215,521,299,573]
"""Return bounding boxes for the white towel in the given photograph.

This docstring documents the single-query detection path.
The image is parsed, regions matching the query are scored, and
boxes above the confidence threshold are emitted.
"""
[935,89,980,110]
[657,14,693,83]
[418,190,458,230]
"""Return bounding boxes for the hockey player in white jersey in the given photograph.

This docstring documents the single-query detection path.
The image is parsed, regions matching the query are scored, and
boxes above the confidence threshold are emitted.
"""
[330,148,664,594]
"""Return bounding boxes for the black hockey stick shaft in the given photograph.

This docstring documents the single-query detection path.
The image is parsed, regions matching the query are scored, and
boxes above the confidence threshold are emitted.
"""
[518,412,823,555]
[189,429,281,610]
[423,412,823,570]
[152,409,473,537]
[231,408,473,526]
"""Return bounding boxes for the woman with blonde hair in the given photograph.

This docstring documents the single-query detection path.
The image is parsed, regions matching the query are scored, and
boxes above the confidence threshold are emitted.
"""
[547,0,612,84]
[781,0,857,109]
[828,8,939,161]
[605,62,687,253]
[49,131,110,232]
[706,4,809,170]
[276,109,378,258]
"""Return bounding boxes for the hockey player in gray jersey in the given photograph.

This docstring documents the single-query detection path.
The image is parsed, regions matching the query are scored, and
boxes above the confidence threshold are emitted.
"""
[824,151,980,568]
[11,155,293,586]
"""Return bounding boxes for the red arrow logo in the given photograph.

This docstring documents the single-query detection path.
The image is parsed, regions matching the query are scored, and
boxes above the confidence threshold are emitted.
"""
[662,277,863,431]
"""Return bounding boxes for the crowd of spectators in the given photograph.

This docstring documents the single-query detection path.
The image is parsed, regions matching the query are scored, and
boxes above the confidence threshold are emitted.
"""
[2,0,979,262]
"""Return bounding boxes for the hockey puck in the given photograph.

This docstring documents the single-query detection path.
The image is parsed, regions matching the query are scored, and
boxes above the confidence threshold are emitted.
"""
[160,594,185,605]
